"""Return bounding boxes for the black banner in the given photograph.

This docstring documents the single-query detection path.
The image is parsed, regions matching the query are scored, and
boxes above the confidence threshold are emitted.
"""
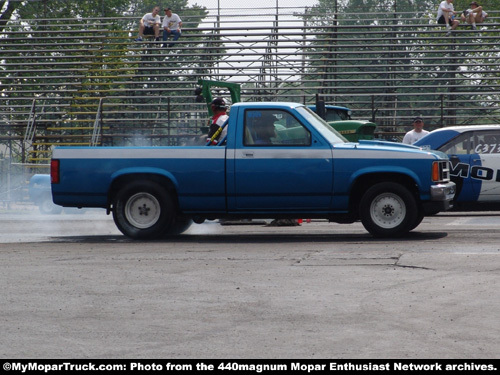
[1,360,499,374]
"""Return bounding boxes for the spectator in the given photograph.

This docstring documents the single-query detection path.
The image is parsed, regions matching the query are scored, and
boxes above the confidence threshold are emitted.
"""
[162,8,183,48]
[135,6,161,42]
[437,0,459,35]
[207,98,229,145]
[402,117,429,145]
[461,2,488,30]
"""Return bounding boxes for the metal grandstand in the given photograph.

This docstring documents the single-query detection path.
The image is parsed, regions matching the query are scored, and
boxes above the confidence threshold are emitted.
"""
[1,6,500,173]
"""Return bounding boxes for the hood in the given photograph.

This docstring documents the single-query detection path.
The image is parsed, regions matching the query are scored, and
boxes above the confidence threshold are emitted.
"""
[328,119,377,128]
[413,129,460,150]
[334,139,449,159]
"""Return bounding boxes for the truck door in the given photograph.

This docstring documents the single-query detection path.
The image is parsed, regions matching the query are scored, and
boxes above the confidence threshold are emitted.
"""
[439,131,480,202]
[228,108,333,211]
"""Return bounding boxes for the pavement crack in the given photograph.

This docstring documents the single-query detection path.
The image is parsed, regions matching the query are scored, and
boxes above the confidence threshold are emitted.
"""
[394,264,434,270]
[394,253,434,270]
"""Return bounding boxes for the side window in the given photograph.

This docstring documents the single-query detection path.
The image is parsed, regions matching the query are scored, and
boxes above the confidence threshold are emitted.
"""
[244,109,311,146]
[472,131,500,154]
[438,133,472,155]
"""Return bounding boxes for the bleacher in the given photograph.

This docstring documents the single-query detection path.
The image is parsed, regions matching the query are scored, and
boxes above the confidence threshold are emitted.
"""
[1,8,500,169]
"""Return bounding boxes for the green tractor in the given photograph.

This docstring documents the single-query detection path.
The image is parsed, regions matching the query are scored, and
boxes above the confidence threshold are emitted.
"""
[307,103,376,142]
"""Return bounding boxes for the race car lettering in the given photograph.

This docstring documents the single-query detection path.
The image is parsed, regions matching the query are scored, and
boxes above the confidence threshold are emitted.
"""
[451,162,500,182]
[451,162,469,178]
[471,166,495,181]
[474,143,500,154]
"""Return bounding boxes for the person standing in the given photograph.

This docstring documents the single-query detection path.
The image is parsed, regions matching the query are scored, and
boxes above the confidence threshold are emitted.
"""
[461,2,488,30]
[402,117,429,145]
[437,0,459,35]
[135,6,161,42]
[162,8,183,48]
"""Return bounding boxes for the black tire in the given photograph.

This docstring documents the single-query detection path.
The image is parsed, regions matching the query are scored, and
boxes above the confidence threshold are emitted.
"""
[38,193,63,215]
[409,209,425,231]
[359,182,418,237]
[112,180,175,240]
[165,216,193,236]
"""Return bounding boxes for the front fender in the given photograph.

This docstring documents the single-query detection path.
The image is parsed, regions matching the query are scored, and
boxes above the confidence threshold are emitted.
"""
[348,166,422,190]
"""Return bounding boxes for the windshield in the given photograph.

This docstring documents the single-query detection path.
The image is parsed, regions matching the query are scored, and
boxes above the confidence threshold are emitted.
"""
[325,108,350,122]
[296,106,347,144]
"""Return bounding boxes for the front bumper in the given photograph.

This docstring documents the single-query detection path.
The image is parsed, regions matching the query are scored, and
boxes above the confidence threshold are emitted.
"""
[430,182,456,202]
[422,182,456,214]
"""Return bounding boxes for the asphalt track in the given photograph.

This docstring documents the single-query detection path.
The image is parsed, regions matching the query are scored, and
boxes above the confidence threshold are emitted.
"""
[1,207,499,358]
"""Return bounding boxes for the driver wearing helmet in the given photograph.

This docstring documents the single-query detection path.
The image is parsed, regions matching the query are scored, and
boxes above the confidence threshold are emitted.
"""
[207,97,229,145]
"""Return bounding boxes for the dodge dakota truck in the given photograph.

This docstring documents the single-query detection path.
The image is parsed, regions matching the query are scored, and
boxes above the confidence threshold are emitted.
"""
[51,102,455,239]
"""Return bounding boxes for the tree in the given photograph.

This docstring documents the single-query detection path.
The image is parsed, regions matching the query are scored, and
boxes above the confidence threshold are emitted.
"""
[1,0,129,21]
[0,0,18,32]
[301,0,500,127]
[0,0,212,151]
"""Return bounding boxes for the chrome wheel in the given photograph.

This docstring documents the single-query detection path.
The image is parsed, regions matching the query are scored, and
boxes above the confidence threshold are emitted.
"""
[369,192,406,229]
[124,192,161,229]
[359,182,418,237]
[113,180,175,240]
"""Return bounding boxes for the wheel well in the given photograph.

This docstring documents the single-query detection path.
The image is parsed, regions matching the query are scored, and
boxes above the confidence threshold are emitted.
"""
[108,173,179,210]
[349,173,420,213]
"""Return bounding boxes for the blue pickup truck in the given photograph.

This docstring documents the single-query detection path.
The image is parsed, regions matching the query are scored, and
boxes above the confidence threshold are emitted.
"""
[51,102,455,239]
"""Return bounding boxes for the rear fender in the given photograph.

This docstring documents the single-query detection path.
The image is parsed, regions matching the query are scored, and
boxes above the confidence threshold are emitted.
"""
[108,168,179,209]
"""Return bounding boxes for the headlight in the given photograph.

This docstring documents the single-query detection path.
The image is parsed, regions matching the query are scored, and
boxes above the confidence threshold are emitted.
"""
[432,161,450,183]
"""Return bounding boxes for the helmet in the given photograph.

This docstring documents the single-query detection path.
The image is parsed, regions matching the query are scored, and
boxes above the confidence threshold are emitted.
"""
[211,97,227,109]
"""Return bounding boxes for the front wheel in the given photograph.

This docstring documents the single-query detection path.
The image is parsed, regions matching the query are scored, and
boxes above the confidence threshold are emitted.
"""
[113,181,175,240]
[359,182,418,237]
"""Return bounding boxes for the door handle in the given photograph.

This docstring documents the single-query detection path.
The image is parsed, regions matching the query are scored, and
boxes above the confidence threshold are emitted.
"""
[243,151,254,158]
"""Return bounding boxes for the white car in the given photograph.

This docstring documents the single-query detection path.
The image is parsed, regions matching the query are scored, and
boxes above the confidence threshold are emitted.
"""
[415,125,500,209]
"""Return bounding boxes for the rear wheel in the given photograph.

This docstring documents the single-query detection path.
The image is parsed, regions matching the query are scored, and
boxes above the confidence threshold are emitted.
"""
[113,181,175,239]
[359,182,418,237]
[165,216,193,236]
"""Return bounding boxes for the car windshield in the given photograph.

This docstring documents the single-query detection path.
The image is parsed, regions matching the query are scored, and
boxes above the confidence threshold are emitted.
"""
[296,106,347,144]
[325,108,350,122]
